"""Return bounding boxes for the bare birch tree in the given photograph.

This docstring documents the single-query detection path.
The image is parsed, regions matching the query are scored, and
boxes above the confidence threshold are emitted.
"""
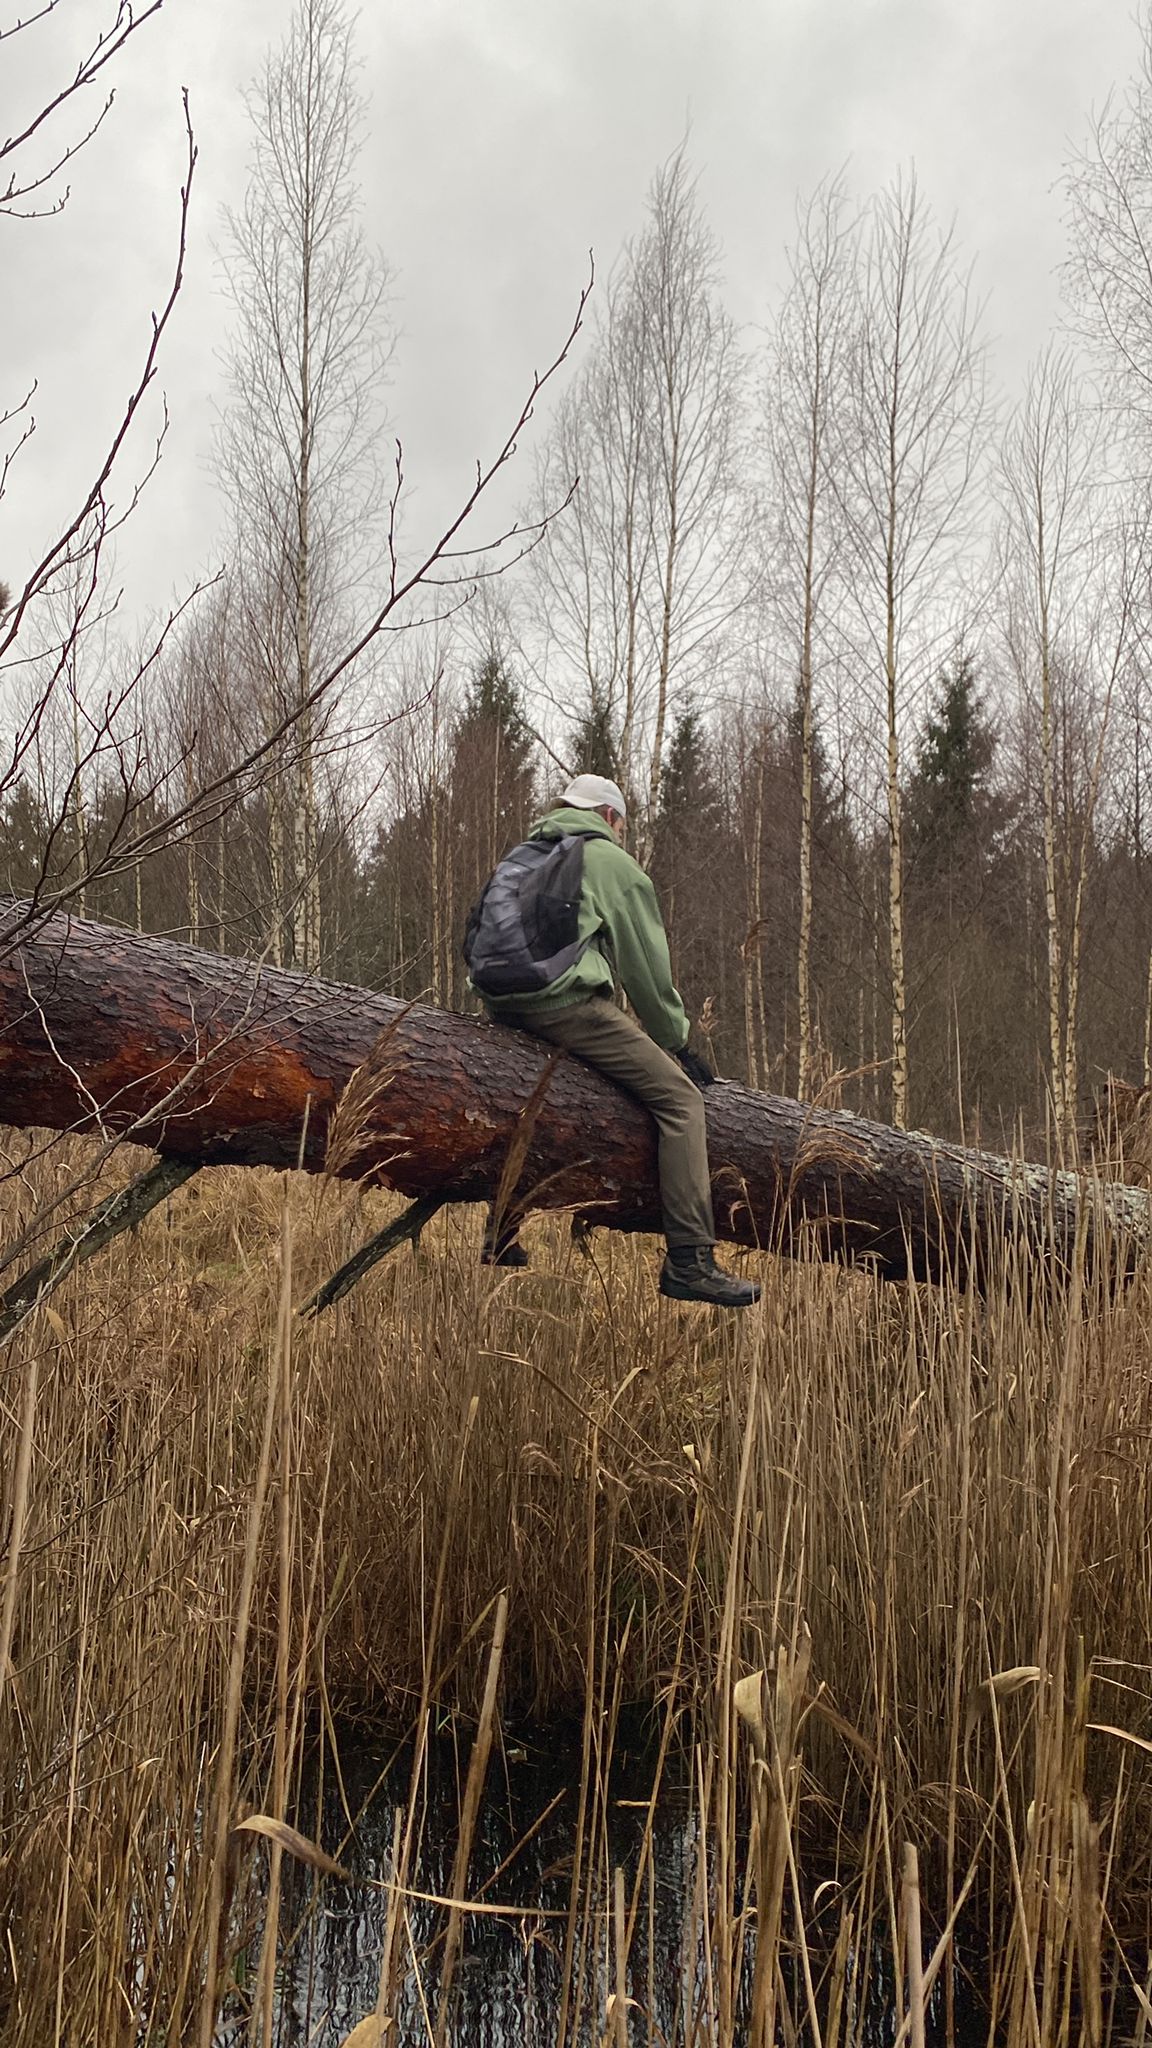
[216,0,390,969]
[764,174,856,1098]
[1065,5,1152,438]
[831,171,988,1127]
[1000,350,1096,1143]
[1065,4,1152,1097]
[530,150,744,855]
[1000,350,1144,1143]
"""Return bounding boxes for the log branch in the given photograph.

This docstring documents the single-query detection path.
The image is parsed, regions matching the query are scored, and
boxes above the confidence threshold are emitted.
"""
[0,1157,198,1345]
[298,1194,446,1319]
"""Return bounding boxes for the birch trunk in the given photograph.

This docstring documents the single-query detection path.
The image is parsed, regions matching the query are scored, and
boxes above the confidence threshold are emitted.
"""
[744,755,765,1089]
[886,573,908,1129]
[291,104,318,975]
[186,835,200,948]
[797,567,816,1101]
[1040,614,1066,1142]
[268,777,286,969]
[1141,950,1152,1092]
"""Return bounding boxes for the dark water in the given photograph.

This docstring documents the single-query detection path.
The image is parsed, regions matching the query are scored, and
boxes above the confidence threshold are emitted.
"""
[253,1720,712,2046]
[222,1720,983,2048]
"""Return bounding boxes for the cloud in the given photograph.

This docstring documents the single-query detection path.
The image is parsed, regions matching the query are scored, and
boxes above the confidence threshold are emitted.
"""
[0,0,1141,623]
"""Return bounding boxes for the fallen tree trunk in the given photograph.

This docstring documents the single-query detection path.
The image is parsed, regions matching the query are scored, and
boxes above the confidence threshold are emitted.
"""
[0,903,1146,1287]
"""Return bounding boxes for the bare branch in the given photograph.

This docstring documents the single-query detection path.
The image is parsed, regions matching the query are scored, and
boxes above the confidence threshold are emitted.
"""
[1,1,164,214]
[1,91,196,663]
[320,263,593,698]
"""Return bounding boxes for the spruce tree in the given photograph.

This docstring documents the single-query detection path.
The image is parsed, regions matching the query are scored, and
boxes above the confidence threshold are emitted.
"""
[0,780,52,896]
[448,649,538,1002]
[651,705,742,1065]
[903,651,1016,1136]
[656,708,723,842]
[460,649,529,749]
[568,685,620,783]
[905,653,1000,882]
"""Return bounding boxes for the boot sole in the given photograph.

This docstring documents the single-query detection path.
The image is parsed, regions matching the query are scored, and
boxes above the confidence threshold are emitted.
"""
[659,1278,760,1308]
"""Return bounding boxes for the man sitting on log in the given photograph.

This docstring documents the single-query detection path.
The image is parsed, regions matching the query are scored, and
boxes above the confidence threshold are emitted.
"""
[466,773,760,1309]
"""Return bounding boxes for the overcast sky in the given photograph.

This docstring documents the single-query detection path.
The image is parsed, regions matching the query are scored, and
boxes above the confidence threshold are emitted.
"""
[1,0,1145,634]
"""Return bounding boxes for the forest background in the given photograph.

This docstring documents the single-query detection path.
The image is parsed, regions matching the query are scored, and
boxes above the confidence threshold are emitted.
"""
[8,0,1152,1152]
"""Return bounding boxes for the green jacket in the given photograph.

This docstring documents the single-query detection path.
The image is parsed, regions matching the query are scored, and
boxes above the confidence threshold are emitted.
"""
[483,806,690,1052]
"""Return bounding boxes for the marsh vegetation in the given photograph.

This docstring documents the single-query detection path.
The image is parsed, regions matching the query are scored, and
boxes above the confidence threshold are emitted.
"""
[1,1144,1151,2043]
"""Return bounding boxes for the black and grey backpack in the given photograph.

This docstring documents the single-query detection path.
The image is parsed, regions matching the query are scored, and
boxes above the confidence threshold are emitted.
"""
[462,832,597,998]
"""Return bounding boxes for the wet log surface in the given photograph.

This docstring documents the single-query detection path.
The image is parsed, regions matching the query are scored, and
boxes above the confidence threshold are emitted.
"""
[0,902,1146,1286]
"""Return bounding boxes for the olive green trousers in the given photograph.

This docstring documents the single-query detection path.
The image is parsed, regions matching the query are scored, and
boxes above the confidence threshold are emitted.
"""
[498,996,715,1248]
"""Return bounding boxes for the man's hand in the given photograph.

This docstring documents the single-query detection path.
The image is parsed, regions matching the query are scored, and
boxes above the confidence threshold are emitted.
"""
[675,1045,717,1091]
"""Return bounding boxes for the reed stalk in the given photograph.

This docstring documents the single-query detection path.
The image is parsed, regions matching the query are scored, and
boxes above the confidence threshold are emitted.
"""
[435,1589,508,2039]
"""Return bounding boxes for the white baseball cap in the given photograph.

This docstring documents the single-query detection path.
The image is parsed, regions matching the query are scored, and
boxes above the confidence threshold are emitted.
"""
[562,773,627,819]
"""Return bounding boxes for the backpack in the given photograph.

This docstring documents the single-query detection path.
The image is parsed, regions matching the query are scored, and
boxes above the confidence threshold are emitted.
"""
[462,832,597,998]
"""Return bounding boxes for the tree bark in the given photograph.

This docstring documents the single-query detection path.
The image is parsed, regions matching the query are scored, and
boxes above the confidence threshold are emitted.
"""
[0,903,1146,1288]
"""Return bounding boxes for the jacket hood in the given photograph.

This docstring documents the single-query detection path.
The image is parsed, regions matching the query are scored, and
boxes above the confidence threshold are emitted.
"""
[530,806,619,844]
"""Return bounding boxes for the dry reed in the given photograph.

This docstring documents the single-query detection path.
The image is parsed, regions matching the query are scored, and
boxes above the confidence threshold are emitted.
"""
[0,1134,1150,2042]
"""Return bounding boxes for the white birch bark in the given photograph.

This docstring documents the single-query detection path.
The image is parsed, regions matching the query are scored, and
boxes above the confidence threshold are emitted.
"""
[830,171,988,1129]
[1000,349,1110,1147]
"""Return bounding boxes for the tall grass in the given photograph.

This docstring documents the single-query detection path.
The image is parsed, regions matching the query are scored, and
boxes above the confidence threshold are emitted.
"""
[0,1138,1151,2042]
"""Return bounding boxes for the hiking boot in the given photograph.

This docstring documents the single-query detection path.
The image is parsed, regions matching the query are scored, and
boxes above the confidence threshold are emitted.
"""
[481,1233,530,1269]
[660,1246,760,1309]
